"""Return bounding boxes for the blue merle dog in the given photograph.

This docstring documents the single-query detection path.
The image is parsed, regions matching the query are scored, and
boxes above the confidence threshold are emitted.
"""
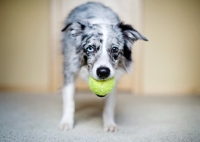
[60,2,148,132]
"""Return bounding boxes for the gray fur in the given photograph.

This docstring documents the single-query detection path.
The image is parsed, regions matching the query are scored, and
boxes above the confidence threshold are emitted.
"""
[66,2,120,24]
[61,2,147,84]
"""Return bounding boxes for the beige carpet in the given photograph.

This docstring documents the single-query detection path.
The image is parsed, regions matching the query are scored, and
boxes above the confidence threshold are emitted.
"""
[0,92,200,142]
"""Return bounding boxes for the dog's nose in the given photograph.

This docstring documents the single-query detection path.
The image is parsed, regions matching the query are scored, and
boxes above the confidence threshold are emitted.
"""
[97,67,110,79]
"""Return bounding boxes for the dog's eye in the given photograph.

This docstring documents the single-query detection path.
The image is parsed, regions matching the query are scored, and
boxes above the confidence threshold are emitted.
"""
[111,47,119,53]
[86,46,94,53]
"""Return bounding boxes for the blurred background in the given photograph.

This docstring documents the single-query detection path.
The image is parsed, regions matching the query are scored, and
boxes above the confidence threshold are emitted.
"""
[0,0,200,95]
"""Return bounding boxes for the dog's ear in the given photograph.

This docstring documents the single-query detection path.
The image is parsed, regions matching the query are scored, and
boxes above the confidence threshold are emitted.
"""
[118,22,148,43]
[118,22,148,72]
[61,21,89,54]
[62,21,88,36]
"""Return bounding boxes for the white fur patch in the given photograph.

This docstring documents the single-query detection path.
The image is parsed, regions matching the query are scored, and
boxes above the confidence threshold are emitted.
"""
[91,25,115,80]
[79,65,90,82]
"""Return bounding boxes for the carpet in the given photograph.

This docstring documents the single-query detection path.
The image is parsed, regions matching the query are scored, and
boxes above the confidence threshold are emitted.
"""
[0,92,200,142]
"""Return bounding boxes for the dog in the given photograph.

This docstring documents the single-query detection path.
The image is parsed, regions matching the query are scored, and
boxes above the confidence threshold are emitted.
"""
[59,2,148,132]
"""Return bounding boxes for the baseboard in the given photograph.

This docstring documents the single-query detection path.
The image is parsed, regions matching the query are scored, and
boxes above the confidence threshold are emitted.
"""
[143,86,200,95]
[0,85,49,93]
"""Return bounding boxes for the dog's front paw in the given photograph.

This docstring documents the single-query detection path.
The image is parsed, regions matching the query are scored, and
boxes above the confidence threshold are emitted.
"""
[59,118,74,131]
[104,123,118,132]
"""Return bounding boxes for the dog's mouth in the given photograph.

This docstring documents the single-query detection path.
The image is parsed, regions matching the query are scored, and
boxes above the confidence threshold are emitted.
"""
[97,78,110,81]
[94,75,113,81]
[96,94,107,98]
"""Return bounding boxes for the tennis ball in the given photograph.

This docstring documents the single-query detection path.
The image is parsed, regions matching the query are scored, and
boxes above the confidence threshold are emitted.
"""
[88,77,115,97]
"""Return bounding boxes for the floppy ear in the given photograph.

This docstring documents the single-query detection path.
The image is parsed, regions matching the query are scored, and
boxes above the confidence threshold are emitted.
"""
[118,22,148,43]
[62,21,88,36]
[61,21,89,55]
[118,22,148,72]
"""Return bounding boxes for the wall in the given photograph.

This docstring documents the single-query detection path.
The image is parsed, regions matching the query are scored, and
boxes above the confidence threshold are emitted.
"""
[0,0,200,94]
[0,0,49,92]
[143,0,200,94]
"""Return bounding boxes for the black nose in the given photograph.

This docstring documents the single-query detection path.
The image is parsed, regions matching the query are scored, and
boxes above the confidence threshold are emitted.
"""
[97,67,110,79]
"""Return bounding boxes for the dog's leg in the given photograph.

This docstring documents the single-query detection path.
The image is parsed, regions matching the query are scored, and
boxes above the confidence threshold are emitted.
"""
[59,79,76,131]
[103,87,117,132]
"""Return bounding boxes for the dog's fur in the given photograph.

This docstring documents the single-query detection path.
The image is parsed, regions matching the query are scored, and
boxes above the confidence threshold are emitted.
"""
[60,2,148,132]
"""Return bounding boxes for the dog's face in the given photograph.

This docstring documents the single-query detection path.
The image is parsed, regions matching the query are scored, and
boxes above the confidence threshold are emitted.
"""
[62,21,147,80]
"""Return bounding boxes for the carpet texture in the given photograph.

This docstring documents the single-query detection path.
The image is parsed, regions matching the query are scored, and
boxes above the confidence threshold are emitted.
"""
[0,92,200,142]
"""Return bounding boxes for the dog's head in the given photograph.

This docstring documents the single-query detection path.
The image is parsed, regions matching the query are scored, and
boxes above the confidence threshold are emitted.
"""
[62,21,148,80]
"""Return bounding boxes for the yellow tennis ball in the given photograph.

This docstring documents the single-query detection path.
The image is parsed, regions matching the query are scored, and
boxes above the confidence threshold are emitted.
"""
[88,77,115,97]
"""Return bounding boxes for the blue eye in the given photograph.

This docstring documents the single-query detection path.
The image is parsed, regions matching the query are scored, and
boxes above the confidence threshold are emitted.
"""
[87,46,94,53]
